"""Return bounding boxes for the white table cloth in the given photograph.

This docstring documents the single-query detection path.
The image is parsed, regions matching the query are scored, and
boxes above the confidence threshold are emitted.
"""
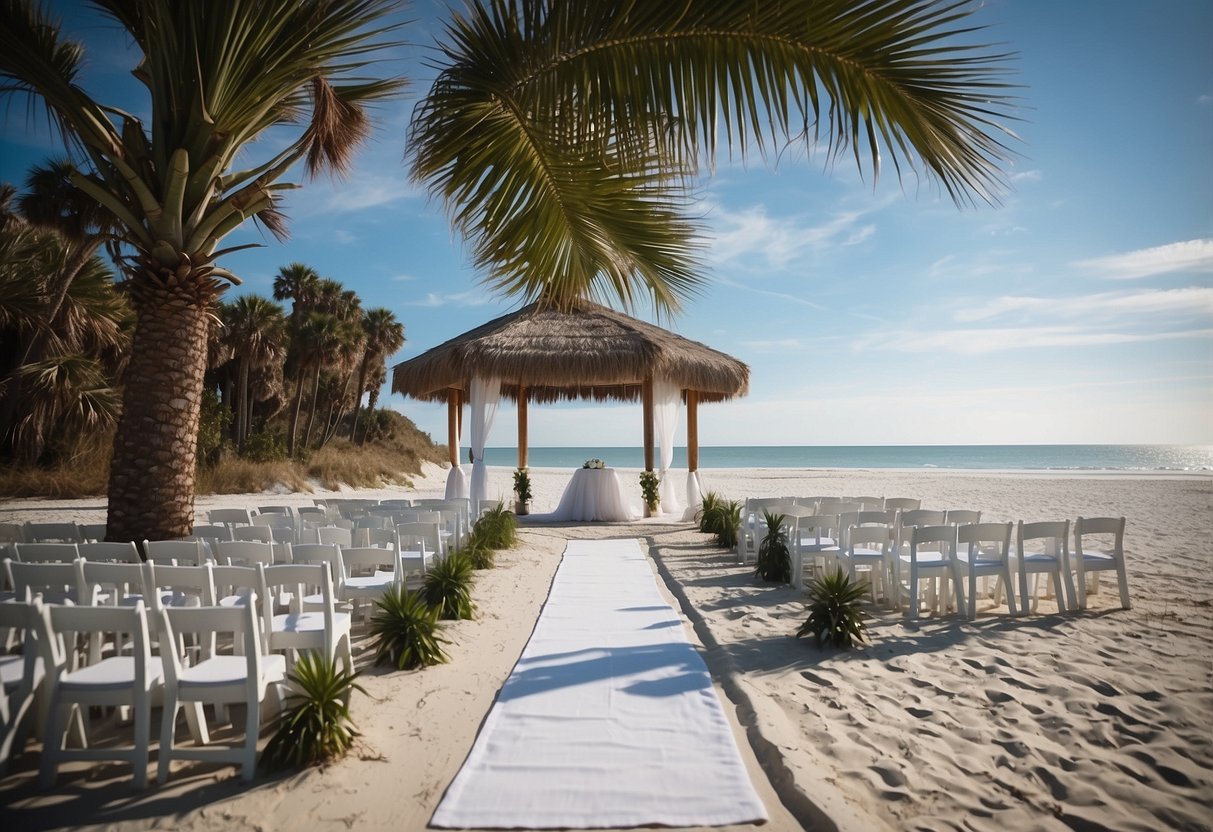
[431,539,767,829]
[549,468,641,522]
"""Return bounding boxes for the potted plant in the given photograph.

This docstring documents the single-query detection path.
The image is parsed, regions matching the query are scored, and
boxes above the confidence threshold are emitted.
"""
[639,470,661,517]
[513,467,532,515]
[754,510,791,583]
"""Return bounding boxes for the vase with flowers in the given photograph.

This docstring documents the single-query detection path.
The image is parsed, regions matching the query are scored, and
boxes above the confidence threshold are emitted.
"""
[639,470,660,517]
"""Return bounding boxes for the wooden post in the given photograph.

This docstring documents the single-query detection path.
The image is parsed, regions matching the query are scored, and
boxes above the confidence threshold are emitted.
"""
[517,385,528,469]
[642,374,654,471]
[456,388,464,460]
[686,390,699,472]
[446,388,459,466]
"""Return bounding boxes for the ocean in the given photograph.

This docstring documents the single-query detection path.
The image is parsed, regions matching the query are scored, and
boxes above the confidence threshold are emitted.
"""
[476,444,1213,472]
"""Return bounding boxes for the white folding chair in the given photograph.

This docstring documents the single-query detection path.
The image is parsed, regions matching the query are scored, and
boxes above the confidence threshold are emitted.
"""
[895,525,962,619]
[157,600,285,783]
[23,522,82,543]
[846,496,885,510]
[13,542,81,563]
[143,539,208,567]
[76,560,147,608]
[0,599,45,775]
[1015,520,1075,614]
[884,497,922,512]
[214,540,275,569]
[208,507,254,527]
[260,563,353,674]
[316,526,353,548]
[8,560,81,605]
[1073,516,1130,610]
[839,524,892,603]
[945,509,982,525]
[78,541,142,563]
[954,522,1016,619]
[395,523,438,575]
[76,523,107,543]
[790,512,843,590]
[337,546,402,619]
[38,601,162,788]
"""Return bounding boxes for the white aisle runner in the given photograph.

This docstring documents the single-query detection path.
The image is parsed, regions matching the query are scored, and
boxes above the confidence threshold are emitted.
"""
[431,538,767,829]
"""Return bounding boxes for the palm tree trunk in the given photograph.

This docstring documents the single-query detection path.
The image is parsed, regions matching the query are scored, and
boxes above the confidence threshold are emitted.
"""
[236,356,250,451]
[303,362,321,450]
[106,284,211,541]
[287,369,307,457]
[349,358,369,442]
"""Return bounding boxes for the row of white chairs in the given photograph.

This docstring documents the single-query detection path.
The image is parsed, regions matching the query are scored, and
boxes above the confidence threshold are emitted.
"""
[1,554,367,785]
[735,498,1129,619]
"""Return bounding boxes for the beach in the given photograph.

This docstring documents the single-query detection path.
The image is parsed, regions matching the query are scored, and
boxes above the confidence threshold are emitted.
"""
[1,463,1210,831]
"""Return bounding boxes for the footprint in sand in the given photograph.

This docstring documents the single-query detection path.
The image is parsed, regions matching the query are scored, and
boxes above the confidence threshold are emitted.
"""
[1033,765,1069,801]
[905,706,933,719]
[984,689,1015,704]
[799,670,834,688]
[993,737,1031,758]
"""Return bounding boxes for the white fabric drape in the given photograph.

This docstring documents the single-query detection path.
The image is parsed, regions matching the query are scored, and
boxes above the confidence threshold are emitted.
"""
[468,376,501,512]
[652,379,683,516]
[445,395,467,500]
[682,470,703,521]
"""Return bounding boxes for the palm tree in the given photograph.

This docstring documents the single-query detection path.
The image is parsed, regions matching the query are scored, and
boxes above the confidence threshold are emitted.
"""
[288,311,343,457]
[0,0,405,540]
[410,0,1015,315]
[221,295,287,451]
[351,308,405,443]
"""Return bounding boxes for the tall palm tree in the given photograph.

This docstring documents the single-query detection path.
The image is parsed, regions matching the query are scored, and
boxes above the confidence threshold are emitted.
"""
[0,0,405,540]
[410,0,1015,315]
[221,295,287,451]
[351,307,405,443]
[287,311,343,457]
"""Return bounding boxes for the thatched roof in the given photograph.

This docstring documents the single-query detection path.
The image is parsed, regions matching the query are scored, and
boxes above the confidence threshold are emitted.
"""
[391,300,749,404]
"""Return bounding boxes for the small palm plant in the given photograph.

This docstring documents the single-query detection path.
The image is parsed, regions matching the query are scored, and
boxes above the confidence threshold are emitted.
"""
[262,651,365,771]
[698,491,723,533]
[474,501,519,549]
[702,497,741,549]
[369,583,450,670]
[422,550,476,620]
[754,511,791,583]
[797,569,870,649]
[462,534,496,570]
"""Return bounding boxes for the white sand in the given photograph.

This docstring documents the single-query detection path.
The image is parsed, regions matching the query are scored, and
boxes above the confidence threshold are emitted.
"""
[1,463,1210,831]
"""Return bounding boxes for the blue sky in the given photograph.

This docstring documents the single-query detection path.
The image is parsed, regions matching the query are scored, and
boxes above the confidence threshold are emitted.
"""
[2,0,1210,449]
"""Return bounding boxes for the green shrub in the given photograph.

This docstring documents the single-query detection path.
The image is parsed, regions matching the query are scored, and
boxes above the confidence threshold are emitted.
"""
[512,468,532,503]
[369,584,450,670]
[196,387,230,470]
[422,550,476,620]
[754,510,791,583]
[702,499,741,549]
[473,502,518,550]
[241,427,289,462]
[463,535,496,570]
[262,651,365,770]
[796,569,869,648]
[639,470,660,511]
[698,491,723,532]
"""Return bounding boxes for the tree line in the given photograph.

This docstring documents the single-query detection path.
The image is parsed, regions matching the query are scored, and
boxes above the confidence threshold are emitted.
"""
[0,165,404,470]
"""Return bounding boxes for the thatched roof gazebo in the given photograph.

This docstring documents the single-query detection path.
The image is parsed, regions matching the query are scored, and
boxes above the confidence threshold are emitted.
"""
[391,299,748,512]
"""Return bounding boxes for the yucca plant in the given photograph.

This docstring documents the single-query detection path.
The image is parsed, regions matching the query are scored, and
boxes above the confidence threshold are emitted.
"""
[262,651,365,771]
[797,569,870,649]
[463,534,496,570]
[422,550,476,620]
[754,511,791,583]
[369,583,450,670]
[702,498,741,549]
[473,502,519,549]
[698,491,723,533]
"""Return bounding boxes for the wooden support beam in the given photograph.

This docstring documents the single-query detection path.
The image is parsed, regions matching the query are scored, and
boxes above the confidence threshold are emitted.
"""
[446,388,459,466]
[687,390,699,472]
[517,386,528,469]
[642,375,654,471]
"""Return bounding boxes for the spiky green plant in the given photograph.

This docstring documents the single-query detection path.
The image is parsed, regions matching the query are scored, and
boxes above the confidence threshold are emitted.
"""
[463,534,496,570]
[262,651,365,770]
[698,491,723,532]
[369,583,450,670]
[797,569,870,649]
[422,550,476,620]
[702,498,741,549]
[754,510,791,583]
[473,502,518,549]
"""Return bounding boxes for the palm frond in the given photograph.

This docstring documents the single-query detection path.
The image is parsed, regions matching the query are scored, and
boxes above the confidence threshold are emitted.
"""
[411,0,1017,315]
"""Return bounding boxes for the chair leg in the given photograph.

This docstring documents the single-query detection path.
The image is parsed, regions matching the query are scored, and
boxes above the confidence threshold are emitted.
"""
[158,700,178,784]
[1018,571,1031,616]
[1075,562,1088,610]
[38,700,69,789]
[1116,565,1131,609]
[1002,566,1017,616]
[241,698,260,782]
[132,691,150,789]
[1051,570,1068,613]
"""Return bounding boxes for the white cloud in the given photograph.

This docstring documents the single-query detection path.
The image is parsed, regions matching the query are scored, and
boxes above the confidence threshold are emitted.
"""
[707,203,878,269]
[713,276,828,311]
[333,229,357,244]
[859,325,1212,355]
[390,273,417,282]
[1074,239,1213,280]
[1010,169,1043,183]
[407,290,496,308]
[1199,94,1213,105]
[955,286,1213,323]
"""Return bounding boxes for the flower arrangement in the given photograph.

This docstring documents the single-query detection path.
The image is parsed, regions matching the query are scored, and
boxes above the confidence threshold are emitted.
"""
[582,458,606,469]
[639,470,660,511]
